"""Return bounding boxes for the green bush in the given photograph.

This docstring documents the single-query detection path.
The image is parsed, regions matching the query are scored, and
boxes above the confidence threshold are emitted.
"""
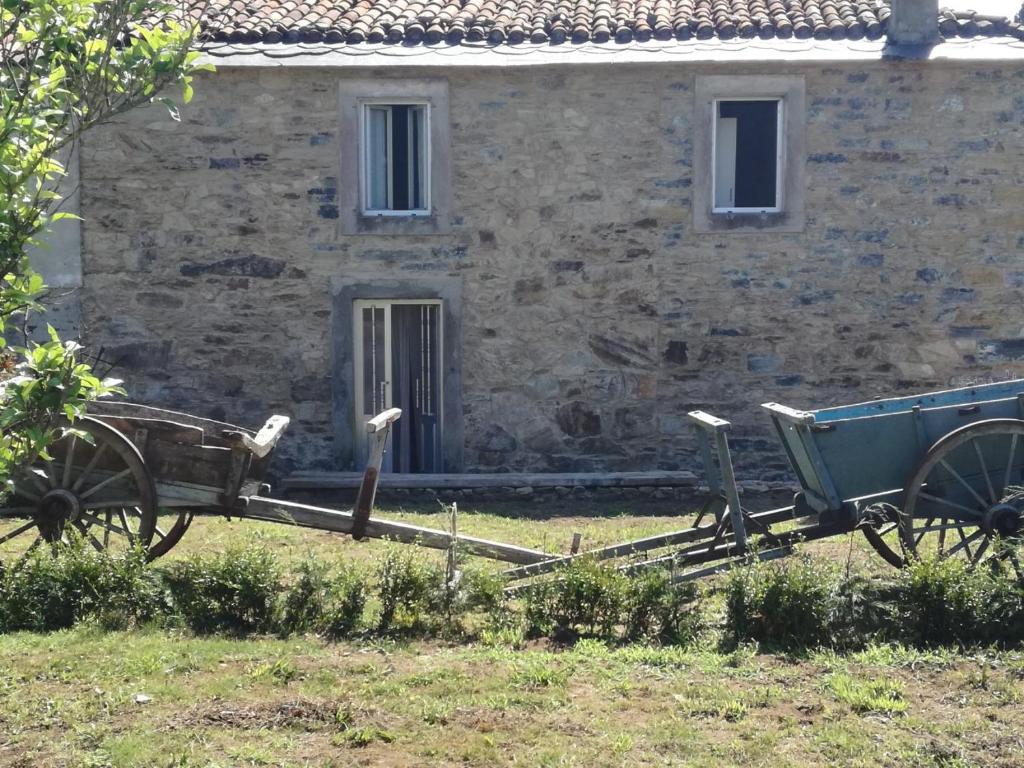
[321,563,368,639]
[898,555,1024,647]
[278,558,332,636]
[165,544,281,635]
[0,535,160,632]
[523,558,627,639]
[522,577,557,638]
[624,570,703,645]
[830,574,899,651]
[461,567,507,613]
[724,553,841,650]
[375,547,440,633]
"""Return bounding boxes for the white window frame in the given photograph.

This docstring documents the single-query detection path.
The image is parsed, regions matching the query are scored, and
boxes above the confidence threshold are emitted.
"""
[693,75,805,234]
[359,101,431,218]
[352,298,445,436]
[710,97,784,215]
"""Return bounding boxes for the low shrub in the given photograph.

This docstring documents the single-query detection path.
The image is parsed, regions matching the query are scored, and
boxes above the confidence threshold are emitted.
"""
[461,567,507,615]
[0,535,160,632]
[375,547,441,633]
[278,558,332,636]
[321,563,368,639]
[897,554,1024,647]
[165,544,281,635]
[523,558,627,639]
[522,577,556,638]
[624,570,704,645]
[724,552,841,650]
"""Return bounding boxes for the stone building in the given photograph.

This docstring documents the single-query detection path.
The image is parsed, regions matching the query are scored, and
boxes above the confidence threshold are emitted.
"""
[35,0,1024,482]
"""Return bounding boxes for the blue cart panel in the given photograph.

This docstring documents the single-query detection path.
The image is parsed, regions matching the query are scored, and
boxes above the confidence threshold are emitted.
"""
[764,379,1024,515]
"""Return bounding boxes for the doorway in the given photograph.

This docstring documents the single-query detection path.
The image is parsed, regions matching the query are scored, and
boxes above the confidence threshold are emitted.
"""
[353,299,442,473]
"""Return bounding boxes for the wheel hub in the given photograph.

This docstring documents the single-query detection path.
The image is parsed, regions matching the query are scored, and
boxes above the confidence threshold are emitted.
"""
[983,502,1024,538]
[35,489,81,540]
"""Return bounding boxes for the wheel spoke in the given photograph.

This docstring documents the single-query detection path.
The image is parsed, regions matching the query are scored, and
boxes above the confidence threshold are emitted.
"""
[153,525,167,541]
[970,536,991,566]
[12,485,41,503]
[937,459,990,510]
[0,521,37,545]
[22,469,49,495]
[78,512,131,538]
[946,528,984,559]
[73,521,105,553]
[912,522,972,535]
[938,518,948,553]
[972,440,997,504]
[917,491,983,519]
[61,435,78,489]
[43,459,58,489]
[117,508,136,544]
[914,517,936,546]
[1007,551,1024,580]
[71,443,109,493]
[103,510,111,548]
[79,468,132,501]
[1004,434,1019,495]
[0,507,36,518]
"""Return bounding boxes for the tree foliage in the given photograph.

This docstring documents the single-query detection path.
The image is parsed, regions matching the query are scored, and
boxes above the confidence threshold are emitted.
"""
[0,0,207,490]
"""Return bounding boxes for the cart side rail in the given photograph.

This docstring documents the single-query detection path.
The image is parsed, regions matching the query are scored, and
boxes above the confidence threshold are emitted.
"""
[351,408,402,540]
[809,377,1024,423]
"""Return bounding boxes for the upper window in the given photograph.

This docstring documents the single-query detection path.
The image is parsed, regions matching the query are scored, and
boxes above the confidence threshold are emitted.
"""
[693,76,805,234]
[362,103,430,215]
[712,99,781,213]
[339,78,451,235]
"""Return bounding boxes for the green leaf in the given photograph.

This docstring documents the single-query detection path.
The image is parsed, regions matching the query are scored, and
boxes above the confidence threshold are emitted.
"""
[158,97,181,121]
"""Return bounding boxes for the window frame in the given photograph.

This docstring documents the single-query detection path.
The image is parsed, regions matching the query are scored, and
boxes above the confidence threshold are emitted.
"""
[339,78,451,236]
[359,101,432,218]
[693,75,805,234]
[710,97,784,215]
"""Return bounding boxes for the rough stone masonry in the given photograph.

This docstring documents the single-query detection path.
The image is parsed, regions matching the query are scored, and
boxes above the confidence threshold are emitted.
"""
[78,57,1024,481]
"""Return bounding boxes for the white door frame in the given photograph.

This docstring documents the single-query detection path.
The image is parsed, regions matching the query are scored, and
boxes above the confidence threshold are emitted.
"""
[352,299,444,468]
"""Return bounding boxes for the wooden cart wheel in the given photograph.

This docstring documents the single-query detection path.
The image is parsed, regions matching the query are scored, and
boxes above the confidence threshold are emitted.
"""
[896,419,1024,571]
[0,417,160,561]
[147,509,194,560]
[860,505,906,569]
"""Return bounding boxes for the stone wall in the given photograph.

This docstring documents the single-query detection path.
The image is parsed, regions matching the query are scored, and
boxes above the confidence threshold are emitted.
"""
[78,57,1024,481]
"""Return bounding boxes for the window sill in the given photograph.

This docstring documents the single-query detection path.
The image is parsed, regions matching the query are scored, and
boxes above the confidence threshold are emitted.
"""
[696,209,804,234]
[344,212,450,236]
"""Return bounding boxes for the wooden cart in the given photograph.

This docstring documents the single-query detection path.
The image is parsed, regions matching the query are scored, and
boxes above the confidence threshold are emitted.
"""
[0,402,549,564]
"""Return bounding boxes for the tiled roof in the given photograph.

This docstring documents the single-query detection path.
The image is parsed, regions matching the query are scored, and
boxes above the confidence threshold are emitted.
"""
[195,1,1024,46]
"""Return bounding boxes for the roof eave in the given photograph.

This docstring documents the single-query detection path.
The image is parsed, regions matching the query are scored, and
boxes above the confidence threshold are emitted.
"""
[197,38,1024,69]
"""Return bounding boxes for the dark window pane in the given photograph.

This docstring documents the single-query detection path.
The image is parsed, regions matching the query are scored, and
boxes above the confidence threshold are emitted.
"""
[719,100,778,208]
[391,105,410,210]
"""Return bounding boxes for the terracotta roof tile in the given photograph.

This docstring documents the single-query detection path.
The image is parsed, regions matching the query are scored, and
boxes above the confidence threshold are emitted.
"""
[192,0,1024,45]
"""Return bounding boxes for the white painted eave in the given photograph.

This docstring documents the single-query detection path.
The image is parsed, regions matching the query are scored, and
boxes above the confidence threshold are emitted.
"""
[198,37,1024,69]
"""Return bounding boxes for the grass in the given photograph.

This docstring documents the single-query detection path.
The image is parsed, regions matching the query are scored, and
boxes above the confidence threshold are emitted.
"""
[825,672,908,716]
[1,498,1022,767]
[1,628,1022,767]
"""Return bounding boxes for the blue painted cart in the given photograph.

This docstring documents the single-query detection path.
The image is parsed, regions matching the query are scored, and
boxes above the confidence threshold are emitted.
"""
[762,378,1024,569]
[507,379,1024,583]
